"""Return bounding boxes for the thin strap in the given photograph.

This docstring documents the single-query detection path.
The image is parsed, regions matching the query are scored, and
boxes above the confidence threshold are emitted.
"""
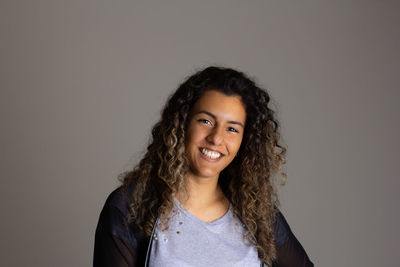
[144,218,158,267]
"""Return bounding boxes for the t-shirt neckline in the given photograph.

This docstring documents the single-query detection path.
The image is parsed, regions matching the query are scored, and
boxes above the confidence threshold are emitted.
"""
[173,197,232,226]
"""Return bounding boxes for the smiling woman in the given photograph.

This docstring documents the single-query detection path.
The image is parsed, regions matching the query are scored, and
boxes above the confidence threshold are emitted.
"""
[93,66,314,267]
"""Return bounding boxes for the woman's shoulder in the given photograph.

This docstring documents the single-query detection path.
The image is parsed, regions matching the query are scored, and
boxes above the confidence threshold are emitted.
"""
[102,185,133,213]
[94,184,152,266]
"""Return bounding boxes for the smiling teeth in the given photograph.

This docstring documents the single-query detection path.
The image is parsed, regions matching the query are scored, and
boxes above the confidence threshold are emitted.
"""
[201,148,221,159]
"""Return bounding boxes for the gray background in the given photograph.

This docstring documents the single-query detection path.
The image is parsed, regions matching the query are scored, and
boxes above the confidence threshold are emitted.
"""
[1,1,399,266]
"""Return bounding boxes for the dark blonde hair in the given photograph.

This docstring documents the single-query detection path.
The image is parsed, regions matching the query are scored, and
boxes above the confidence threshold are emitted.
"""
[122,66,286,264]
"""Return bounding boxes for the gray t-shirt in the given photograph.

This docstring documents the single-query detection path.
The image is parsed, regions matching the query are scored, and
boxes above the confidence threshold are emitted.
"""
[149,198,261,267]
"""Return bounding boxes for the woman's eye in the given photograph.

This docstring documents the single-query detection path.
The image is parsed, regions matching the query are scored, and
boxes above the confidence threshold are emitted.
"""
[198,119,211,125]
[228,127,239,133]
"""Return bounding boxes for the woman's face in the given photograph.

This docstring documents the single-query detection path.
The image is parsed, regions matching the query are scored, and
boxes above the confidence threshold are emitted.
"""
[185,90,246,181]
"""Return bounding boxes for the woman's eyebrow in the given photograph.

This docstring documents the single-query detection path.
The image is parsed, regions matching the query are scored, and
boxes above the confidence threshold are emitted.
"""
[196,110,244,128]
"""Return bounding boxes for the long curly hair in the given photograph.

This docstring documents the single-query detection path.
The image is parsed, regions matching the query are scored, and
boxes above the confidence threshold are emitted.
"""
[122,66,286,264]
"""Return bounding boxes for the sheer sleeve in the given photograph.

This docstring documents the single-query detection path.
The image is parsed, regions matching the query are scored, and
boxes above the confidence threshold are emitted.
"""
[94,206,136,266]
[93,187,140,267]
[273,211,314,267]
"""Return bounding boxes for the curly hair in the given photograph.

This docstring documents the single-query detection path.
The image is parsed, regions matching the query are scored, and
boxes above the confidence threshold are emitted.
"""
[122,66,286,264]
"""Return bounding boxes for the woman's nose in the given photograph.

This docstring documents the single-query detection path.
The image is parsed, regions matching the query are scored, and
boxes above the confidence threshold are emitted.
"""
[206,126,223,145]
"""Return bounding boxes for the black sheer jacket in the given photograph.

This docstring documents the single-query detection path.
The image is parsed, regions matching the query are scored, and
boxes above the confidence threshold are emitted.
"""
[94,186,314,267]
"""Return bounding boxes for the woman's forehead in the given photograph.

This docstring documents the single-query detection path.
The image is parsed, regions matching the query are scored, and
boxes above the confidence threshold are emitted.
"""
[191,90,246,123]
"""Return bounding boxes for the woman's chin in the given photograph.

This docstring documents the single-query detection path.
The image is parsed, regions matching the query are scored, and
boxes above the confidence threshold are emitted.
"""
[187,169,220,180]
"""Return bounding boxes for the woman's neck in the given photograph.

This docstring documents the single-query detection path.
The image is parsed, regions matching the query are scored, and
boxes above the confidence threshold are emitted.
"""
[177,173,225,208]
[175,173,230,222]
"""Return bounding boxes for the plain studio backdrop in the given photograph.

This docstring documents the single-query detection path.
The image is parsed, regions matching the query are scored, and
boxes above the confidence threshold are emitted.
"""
[1,1,399,266]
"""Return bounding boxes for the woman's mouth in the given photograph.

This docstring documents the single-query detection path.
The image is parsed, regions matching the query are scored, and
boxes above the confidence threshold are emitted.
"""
[200,148,222,160]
